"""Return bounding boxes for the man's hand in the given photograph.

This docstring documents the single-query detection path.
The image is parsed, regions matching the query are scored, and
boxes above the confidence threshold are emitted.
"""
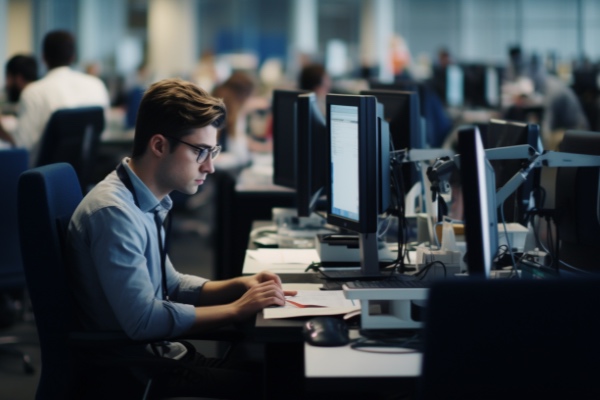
[243,270,297,296]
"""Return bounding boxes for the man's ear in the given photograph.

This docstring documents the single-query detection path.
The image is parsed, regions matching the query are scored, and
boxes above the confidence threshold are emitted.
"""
[148,134,169,158]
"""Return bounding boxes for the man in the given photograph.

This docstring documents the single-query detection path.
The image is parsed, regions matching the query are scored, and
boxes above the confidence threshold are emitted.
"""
[0,54,38,145]
[4,30,110,163]
[67,78,295,398]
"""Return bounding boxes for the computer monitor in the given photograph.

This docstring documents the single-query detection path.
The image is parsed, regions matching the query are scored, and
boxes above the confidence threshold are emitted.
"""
[296,93,327,217]
[272,89,308,189]
[485,119,541,225]
[359,89,423,191]
[555,130,600,274]
[462,64,503,109]
[459,126,499,278]
[326,94,390,277]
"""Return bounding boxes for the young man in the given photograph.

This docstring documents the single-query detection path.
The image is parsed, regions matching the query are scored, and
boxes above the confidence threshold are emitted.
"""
[67,78,296,398]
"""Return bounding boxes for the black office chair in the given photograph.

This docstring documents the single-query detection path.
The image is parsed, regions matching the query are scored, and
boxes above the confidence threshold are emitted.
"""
[17,163,243,399]
[0,148,34,374]
[35,106,105,191]
[418,278,600,399]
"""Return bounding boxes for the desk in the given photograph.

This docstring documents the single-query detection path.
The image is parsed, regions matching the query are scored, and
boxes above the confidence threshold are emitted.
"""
[244,247,422,398]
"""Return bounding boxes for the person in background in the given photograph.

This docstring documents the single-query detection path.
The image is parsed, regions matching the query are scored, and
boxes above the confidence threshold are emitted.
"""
[1,30,110,163]
[298,63,331,116]
[211,71,262,171]
[0,54,38,145]
[67,78,295,398]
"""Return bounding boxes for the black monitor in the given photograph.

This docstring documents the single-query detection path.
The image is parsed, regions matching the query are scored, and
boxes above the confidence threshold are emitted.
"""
[326,94,390,278]
[462,64,502,109]
[485,119,541,225]
[359,89,423,211]
[272,89,308,189]
[555,130,600,274]
[296,93,327,217]
[459,126,499,278]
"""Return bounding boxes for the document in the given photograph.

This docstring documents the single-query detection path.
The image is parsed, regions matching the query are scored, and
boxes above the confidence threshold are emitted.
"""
[244,249,320,274]
[263,290,360,319]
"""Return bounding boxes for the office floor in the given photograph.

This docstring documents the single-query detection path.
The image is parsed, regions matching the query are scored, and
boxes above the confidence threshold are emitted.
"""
[0,192,219,400]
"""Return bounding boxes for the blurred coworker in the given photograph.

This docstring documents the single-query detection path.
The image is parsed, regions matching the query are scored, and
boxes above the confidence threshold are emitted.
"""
[298,63,331,116]
[4,54,38,103]
[3,30,110,164]
[0,55,38,145]
[211,72,258,171]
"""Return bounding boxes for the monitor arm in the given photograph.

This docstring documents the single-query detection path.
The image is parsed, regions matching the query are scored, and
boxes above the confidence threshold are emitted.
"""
[427,145,600,209]
[496,150,600,207]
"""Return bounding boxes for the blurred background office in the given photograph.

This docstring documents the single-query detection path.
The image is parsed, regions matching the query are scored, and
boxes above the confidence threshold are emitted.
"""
[1,0,600,398]
[2,0,599,150]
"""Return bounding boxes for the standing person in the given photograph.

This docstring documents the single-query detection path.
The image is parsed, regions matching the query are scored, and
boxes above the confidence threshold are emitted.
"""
[67,78,295,398]
[2,30,110,163]
[0,54,38,145]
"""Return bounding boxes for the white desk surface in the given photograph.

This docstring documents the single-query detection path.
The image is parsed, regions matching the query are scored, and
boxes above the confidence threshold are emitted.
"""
[304,341,422,378]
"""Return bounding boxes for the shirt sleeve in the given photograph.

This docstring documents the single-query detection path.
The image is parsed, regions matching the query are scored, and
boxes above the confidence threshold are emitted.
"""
[85,206,198,341]
[14,88,46,150]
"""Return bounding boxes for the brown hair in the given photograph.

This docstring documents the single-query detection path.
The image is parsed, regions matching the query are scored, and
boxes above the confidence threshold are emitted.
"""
[132,78,226,158]
[212,72,255,137]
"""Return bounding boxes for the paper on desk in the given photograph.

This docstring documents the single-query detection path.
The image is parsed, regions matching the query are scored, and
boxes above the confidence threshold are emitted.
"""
[246,249,319,265]
[263,290,360,319]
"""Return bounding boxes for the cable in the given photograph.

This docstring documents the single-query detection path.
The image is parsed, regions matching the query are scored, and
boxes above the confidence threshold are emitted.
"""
[499,203,519,276]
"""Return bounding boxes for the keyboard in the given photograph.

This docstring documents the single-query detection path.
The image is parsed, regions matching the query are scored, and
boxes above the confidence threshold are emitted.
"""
[344,278,430,289]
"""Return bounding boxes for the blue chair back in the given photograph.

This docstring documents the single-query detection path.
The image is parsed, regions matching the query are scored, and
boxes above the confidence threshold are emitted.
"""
[18,163,83,399]
[0,149,28,289]
[36,106,105,190]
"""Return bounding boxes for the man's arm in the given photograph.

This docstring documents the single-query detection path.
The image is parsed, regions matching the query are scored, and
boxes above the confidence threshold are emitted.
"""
[184,271,298,334]
[197,270,295,306]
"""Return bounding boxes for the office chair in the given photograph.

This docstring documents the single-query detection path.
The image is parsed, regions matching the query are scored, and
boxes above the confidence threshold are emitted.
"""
[35,106,105,191]
[0,148,34,374]
[18,163,243,399]
[418,278,600,400]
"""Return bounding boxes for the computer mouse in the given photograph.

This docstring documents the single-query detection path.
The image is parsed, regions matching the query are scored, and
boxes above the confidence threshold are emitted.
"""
[303,316,350,347]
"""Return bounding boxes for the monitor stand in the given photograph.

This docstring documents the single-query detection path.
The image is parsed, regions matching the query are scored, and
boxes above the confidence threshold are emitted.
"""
[319,232,388,280]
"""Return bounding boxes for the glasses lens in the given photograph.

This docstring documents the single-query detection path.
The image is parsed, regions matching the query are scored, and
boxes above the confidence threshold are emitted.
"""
[196,148,210,164]
[210,146,221,160]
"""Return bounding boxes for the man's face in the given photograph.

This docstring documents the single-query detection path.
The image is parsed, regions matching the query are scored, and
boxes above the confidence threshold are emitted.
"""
[5,73,22,103]
[157,125,218,196]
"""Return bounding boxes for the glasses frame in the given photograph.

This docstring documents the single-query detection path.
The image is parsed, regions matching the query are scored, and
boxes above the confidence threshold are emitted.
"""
[165,135,221,164]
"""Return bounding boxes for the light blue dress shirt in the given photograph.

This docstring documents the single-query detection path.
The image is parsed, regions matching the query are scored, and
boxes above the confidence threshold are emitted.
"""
[67,158,208,341]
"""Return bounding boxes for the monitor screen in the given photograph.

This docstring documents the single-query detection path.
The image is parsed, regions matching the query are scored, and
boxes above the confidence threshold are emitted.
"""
[296,93,327,217]
[485,119,541,225]
[272,89,308,189]
[459,126,499,278]
[326,94,390,277]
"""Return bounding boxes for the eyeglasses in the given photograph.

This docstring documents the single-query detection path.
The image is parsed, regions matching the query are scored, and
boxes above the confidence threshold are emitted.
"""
[165,135,221,164]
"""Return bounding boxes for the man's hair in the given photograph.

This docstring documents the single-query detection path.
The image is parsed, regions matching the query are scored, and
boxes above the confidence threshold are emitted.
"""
[131,78,226,159]
[43,30,75,69]
[299,64,326,91]
[5,54,38,82]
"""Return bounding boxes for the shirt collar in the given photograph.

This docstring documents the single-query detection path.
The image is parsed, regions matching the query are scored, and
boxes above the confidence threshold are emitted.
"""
[120,158,173,214]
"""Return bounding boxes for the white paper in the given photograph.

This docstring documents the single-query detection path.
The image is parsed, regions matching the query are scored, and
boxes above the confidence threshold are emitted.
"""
[246,249,319,265]
[263,290,360,319]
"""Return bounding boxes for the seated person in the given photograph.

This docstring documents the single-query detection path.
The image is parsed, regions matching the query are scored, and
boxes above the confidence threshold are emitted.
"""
[67,78,296,398]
